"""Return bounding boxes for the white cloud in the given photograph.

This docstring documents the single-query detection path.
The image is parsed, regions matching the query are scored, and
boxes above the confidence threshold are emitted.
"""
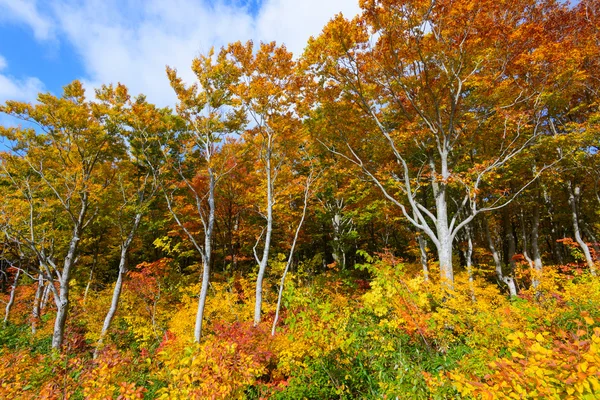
[0,55,44,103]
[50,0,360,106]
[0,0,53,40]
[255,0,360,56]
[0,74,44,104]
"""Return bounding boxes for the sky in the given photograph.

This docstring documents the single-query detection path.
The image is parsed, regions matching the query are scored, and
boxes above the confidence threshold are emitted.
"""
[0,0,361,111]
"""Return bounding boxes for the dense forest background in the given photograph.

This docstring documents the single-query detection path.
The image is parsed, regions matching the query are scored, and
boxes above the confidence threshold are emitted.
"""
[1,0,600,398]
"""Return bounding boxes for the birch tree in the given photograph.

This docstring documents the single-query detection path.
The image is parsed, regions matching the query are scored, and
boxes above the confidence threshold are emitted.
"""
[164,48,245,341]
[94,84,167,356]
[0,81,118,349]
[303,0,560,288]
[228,41,301,325]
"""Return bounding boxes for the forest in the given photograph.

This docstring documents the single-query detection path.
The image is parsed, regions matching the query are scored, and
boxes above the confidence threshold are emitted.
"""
[0,0,599,398]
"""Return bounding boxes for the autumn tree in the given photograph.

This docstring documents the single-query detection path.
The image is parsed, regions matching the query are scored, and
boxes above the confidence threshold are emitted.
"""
[164,48,245,341]
[303,0,563,288]
[228,40,303,325]
[93,84,169,355]
[0,81,121,349]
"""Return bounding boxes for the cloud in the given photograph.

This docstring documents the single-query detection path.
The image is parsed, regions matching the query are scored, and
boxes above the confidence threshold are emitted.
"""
[0,54,44,104]
[50,0,360,106]
[0,0,54,40]
[255,0,361,55]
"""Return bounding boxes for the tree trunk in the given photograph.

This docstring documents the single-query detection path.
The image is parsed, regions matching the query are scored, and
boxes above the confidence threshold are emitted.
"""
[95,213,142,357]
[417,233,429,282]
[40,280,51,312]
[194,169,215,342]
[437,232,453,288]
[431,149,454,288]
[52,292,69,349]
[435,181,453,287]
[568,181,596,276]
[3,267,20,325]
[83,266,94,306]
[583,224,600,262]
[52,198,87,350]
[520,209,539,291]
[465,224,475,301]
[504,210,519,297]
[31,273,44,334]
[272,172,312,335]
[254,149,274,326]
[484,217,517,297]
[543,186,564,265]
[83,246,99,306]
[530,206,543,289]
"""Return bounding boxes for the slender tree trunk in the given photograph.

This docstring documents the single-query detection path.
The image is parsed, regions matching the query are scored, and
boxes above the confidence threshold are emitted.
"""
[530,206,543,289]
[465,224,476,301]
[520,209,534,269]
[583,224,600,261]
[40,280,51,312]
[52,199,87,350]
[417,233,429,282]
[83,246,99,306]
[3,267,21,325]
[254,150,274,326]
[568,181,596,276]
[504,210,519,296]
[332,211,344,269]
[520,209,539,291]
[272,172,312,335]
[95,213,142,357]
[31,273,44,334]
[484,217,517,297]
[83,266,94,306]
[194,170,215,342]
[543,186,564,265]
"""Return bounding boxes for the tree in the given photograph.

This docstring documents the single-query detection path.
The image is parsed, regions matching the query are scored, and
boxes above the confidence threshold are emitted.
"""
[0,81,120,349]
[228,40,303,325]
[94,84,168,356]
[164,47,245,341]
[303,0,560,288]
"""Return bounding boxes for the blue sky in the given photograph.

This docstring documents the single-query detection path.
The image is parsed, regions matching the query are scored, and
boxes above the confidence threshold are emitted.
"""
[0,0,360,111]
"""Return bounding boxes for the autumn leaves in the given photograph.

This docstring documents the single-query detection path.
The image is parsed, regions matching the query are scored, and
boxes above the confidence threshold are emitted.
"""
[1,0,599,352]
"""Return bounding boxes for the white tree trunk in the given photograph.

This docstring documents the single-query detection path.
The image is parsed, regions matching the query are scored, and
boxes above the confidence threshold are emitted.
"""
[272,172,312,335]
[465,224,475,301]
[95,213,142,357]
[433,153,454,288]
[83,251,98,306]
[52,197,87,349]
[484,217,517,297]
[528,206,543,289]
[194,169,215,342]
[568,181,596,276]
[417,233,429,282]
[520,209,534,270]
[504,212,519,297]
[254,147,274,326]
[31,273,44,334]
[40,280,51,312]
[543,187,564,265]
[3,267,20,325]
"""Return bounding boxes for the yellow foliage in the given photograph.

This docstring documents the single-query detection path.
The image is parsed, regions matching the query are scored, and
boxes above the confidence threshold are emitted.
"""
[155,323,273,400]
[81,347,145,400]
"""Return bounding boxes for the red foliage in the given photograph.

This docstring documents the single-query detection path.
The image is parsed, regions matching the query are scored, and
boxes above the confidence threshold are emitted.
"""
[211,320,275,368]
